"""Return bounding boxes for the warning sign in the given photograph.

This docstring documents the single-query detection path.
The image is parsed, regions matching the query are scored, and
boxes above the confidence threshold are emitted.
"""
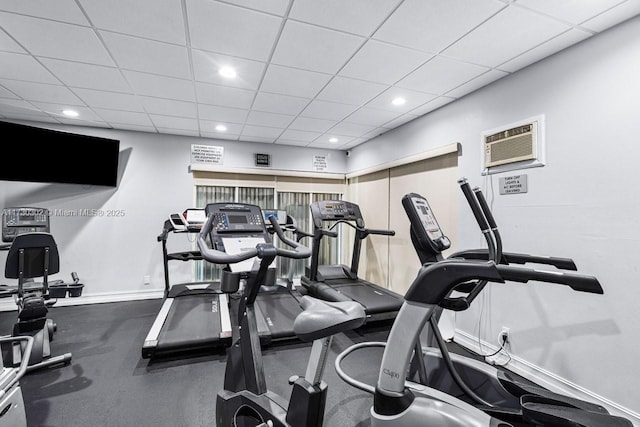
[191,144,224,165]
[499,174,528,195]
[312,155,328,172]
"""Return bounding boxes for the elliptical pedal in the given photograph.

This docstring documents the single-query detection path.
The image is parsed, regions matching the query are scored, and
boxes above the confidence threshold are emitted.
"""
[520,395,633,427]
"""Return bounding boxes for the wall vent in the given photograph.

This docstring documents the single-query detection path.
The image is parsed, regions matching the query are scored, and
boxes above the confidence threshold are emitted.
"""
[482,116,545,175]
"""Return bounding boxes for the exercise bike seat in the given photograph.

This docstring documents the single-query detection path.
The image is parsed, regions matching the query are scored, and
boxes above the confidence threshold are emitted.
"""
[294,295,366,342]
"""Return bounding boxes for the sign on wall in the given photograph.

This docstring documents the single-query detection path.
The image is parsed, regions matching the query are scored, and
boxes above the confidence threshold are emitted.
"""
[191,144,224,165]
[255,153,271,167]
[312,155,328,172]
[499,174,528,194]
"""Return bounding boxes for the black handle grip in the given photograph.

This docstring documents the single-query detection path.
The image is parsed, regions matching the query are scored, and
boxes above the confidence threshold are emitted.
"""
[458,178,490,232]
[497,265,603,294]
[449,249,578,271]
[473,187,497,229]
[367,228,395,236]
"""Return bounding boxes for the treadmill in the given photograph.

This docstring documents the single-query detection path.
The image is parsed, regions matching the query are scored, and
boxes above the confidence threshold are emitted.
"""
[237,209,312,346]
[300,200,403,323]
[141,210,235,359]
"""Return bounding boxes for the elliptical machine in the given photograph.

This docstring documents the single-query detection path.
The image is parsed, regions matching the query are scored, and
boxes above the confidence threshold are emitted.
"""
[197,202,365,426]
[335,185,633,426]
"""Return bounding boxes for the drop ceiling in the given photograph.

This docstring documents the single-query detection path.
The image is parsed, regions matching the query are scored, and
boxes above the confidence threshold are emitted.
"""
[1,0,638,150]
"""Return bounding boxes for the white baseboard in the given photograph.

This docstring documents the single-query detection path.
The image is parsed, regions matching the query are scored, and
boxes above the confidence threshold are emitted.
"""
[0,289,164,312]
[454,329,640,426]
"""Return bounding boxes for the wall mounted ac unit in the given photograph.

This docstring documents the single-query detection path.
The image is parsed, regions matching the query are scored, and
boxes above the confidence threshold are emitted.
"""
[482,115,545,175]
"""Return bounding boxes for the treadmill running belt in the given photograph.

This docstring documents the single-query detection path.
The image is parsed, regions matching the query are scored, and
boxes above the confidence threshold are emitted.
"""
[156,295,228,351]
[255,290,303,340]
[326,280,403,314]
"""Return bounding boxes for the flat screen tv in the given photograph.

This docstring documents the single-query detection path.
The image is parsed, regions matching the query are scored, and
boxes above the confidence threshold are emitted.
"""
[0,121,120,187]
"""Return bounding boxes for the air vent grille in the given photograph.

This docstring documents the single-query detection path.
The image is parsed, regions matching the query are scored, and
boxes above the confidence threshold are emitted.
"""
[484,122,537,168]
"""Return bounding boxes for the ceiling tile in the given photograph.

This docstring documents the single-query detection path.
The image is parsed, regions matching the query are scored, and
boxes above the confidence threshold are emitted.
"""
[140,96,197,118]
[94,108,154,126]
[444,69,508,98]
[0,12,114,66]
[289,0,402,36]
[515,0,623,25]
[362,127,389,139]
[0,30,26,53]
[58,118,109,127]
[202,131,239,141]
[29,102,103,122]
[0,79,84,105]
[40,58,132,92]
[317,76,388,105]
[0,99,45,116]
[260,64,332,98]
[246,110,294,128]
[252,92,310,116]
[192,49,266,90]
[195,82,255,109]
[186,0,282,61]
[581,0,640,32]
[0,86,19,99]
[443,6,571,67]
[397,55,489,95]
[271,20,364,74]
[0,52,58,84]
[300,99,358,121]
[241,125,284,139]
[408,96,456,116]
[156,127,199,137]
[278,129,322,142]
[339,137,366,149]
[498,28,591,72]
[373,0,506,53]
[344,107,399,127]
[381,113,419,129]
[124,70,195,102]
[73,88,145,112]
[365,86,438,113]
[339,40,433,85]
[150,114,198,131]
[315,134,356,146]
[198,104,248,124]
[219,0,290,16]
[112,123,156,133]
[99,31,191,79]
[3,114,60,123]
[79,0,186,44]
[328,121,377,137]
[289,116,336,133]
[0,0,88,25]
[200,121,243,135]
[241,135,276,144]
[274,139,310,147]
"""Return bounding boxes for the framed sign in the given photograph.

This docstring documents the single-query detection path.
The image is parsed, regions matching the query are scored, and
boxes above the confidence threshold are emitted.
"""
[191,144,223,165]
[255,153,271,167]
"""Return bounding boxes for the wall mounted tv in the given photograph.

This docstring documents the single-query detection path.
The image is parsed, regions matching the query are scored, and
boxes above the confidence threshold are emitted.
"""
[0,120,120,187]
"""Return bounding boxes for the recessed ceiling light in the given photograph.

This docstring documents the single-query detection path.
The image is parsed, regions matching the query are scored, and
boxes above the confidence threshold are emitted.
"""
[391,97,406,106]
[62,109,79,117]
[215,124,227,132]
[329,137,339,143]
[218,66,237,79]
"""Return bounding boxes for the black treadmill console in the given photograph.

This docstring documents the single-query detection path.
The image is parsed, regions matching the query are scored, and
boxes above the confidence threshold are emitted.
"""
[204,203,270,250]
[402,193,451,254]
[2,207,50,242]
[310,200,364,228]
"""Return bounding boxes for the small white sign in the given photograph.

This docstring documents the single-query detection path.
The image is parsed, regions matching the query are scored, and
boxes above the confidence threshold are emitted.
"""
[499,174,528,194]
[312,155,328,172]
[191,144,224,164]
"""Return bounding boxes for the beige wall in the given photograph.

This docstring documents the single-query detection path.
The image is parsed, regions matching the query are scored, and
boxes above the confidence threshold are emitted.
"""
[346,152,459,295]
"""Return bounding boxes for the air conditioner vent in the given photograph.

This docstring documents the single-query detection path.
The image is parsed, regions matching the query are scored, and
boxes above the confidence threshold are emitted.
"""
[484,122,537,168]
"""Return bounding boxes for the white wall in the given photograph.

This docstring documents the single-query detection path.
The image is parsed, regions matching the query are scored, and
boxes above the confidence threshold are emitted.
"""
[0,125,346,304]
[348,16,640,418]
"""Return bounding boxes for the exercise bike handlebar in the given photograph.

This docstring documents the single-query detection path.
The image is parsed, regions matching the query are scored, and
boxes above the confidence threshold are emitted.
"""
[197,214,311,265]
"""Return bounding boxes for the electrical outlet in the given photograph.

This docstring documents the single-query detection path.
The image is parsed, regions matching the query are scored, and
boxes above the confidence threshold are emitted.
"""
[143,275,151,285]
[498,326,510,345]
